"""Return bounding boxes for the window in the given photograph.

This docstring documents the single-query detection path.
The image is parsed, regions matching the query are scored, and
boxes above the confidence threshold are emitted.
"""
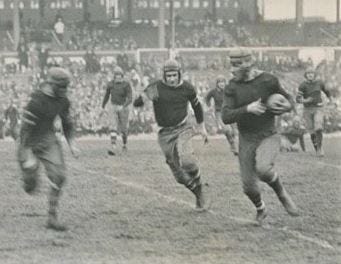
[149,0,159,8]
[61,0,72,8]
[215,0,221,8]
[0,0,4,9]
[184,0,190,8]
[224,0,229,7]
[192,0,200,8]
[30,0,39,9]
[50,0,60,8]
[75,0,83,8]
[174,0,181,8]
[234,0,239,8]
[135,0,148,8]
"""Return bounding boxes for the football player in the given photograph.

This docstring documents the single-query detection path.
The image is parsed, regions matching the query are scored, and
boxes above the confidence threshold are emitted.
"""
[222,50,299,224]
[133,59,210,211]
[205,75,238,155]
[4,99,20,140]
[296,67,332,157]
[102,66,132,155]
[18,67,79,231]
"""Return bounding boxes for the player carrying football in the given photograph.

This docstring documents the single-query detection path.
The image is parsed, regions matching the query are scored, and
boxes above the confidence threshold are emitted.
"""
[133,59,210,211]
[17,67,79,231]
[296,67,332,157]
[205,75,238,155]
[102,66,132,155]
[222,50,299,224]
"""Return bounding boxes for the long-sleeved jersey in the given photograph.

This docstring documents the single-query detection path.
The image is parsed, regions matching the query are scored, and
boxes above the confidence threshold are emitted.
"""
[134,80,204,128]
[102,80,132,108]
[20,88,74,147]
[297,80,330,107]
[222,72,293,139]
[205,88,224,112]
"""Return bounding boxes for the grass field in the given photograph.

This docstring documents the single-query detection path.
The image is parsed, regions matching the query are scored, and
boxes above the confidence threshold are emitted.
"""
[0,135,340,264]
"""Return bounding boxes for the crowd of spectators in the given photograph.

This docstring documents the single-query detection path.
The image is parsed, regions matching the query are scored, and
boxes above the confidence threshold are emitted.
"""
[0,49,340,138]
[2,19,341,52]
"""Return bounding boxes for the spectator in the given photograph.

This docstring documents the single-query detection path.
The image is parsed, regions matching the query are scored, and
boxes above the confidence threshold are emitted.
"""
[54,18,65,44]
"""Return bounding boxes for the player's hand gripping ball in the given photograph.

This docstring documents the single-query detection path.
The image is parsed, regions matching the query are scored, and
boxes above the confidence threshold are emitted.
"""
[266,93,291,115]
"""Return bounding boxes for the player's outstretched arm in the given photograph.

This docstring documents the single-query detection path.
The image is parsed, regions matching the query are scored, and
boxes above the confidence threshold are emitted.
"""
[101,85,110,109]
[133,82,158,108]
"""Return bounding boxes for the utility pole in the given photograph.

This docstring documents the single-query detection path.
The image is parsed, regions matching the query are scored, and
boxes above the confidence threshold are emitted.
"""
[159,0,165,48]
[170,0,175,49]
[13,0,20,49]
[337,0,340,23]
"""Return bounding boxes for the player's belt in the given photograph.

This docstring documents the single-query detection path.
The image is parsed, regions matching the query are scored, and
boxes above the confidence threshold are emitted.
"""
[159,117,188,132]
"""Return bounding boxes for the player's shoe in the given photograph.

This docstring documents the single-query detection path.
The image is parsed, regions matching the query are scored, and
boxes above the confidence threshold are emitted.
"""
[230,144,238,156]
[232,149,239,156]
[277,189,299,216]
[194,183,211,212]
[256,208,267,225]
[46,216,68,231]
[107,150,116,156]
[316,148,325,157]
[107,144,117,156]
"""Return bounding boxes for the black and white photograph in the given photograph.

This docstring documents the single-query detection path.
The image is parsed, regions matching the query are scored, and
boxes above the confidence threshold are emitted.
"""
[0,0,340,263]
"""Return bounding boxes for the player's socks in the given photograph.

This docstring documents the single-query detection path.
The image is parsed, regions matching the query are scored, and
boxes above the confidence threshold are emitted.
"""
[256,201,267,224]
[46,213,67,231]
[122,133,127,145]
[23,174,38,194]
[310,133,318,151]
[191,183,211,212]
[315,130,324,157]
[268,176,299,216]
[108,143,116,155]
[46,188,67,231]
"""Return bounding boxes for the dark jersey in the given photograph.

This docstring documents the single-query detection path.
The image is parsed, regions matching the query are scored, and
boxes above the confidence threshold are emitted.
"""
[297,80,330,107]
[222,72,292,139]
[145,80,203,128]
[5,105,20,126]
[205,88,224,112]
[102,80,132,107]
[20,89,74,147]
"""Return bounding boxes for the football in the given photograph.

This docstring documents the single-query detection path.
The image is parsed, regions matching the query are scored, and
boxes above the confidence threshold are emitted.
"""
[266,93,291,111]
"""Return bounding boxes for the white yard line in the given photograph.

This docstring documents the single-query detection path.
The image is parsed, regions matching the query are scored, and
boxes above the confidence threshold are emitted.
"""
[80,167,336,251]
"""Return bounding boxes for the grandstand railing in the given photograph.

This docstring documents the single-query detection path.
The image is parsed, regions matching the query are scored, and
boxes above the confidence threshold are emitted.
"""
[1,47,340,65]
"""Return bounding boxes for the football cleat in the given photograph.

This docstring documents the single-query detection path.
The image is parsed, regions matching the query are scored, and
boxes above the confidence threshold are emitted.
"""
[194,183,212,212]
[46,216,68,232]
[256,208,268,225]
